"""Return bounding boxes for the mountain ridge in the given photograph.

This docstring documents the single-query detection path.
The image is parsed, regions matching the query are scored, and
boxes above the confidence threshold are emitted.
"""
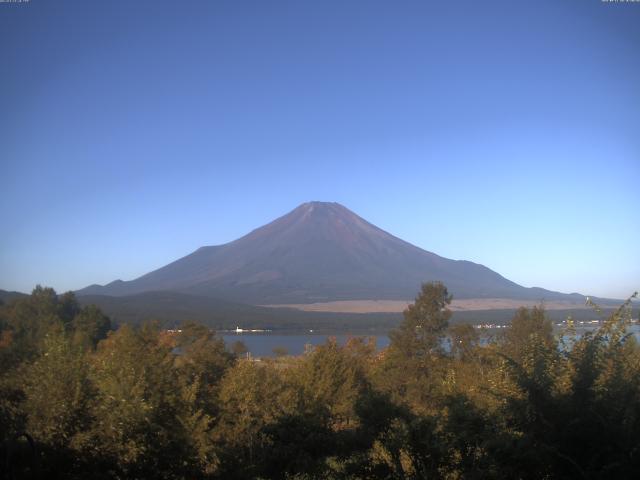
[77,202,585,304]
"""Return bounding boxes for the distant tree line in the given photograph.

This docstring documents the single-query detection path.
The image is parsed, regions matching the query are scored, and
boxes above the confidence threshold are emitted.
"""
[1,283,639,479]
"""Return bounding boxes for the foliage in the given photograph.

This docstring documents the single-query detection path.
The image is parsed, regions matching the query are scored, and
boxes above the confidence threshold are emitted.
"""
[0,286,638,479]
[389,281,452,359]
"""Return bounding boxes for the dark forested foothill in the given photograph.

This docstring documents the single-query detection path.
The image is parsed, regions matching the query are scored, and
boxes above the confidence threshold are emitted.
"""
[1,284,639,479]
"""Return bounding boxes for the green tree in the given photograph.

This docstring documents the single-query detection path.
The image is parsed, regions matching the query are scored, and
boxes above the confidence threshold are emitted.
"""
[231,339,249,357]
[501,305,554,363]
[214,360,293,477]
[379,282,452,414]
[71,304,111,348]
[174,322,233,389]
[20,324,94,450]
[449,323,480,361]
[389,281,452,358]
[88,323,193,478]
[172,322,235,475]
[57,291,81,327]
[3,286,63,363]
[294,338,368,428]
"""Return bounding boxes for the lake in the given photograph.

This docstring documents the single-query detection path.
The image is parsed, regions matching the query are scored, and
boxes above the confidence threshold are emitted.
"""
[221,323,640,358]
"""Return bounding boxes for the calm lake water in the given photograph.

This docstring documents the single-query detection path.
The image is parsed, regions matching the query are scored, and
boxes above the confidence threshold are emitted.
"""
[221,324,640,358]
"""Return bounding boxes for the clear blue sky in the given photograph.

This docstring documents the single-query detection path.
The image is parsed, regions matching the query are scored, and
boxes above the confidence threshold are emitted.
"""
[1,0,638,299]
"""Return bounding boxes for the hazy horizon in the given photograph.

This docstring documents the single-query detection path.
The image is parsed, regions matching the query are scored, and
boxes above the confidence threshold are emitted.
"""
[2,1,639,299]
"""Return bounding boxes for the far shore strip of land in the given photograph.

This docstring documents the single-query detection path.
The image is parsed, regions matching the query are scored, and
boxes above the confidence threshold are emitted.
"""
[264,298,593,314]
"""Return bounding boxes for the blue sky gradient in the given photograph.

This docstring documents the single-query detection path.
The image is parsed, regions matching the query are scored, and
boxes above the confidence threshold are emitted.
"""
[1,0,638,298]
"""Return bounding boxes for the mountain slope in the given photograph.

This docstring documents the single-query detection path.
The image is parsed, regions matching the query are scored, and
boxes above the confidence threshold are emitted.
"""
[77,202,583,304]
[77,291,402,331]
[0,289,29,304]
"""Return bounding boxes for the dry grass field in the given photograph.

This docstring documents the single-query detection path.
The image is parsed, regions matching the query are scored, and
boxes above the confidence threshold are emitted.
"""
[265,298,590,314]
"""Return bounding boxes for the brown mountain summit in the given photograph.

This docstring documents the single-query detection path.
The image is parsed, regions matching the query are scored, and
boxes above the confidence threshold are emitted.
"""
[77,202,582,304]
